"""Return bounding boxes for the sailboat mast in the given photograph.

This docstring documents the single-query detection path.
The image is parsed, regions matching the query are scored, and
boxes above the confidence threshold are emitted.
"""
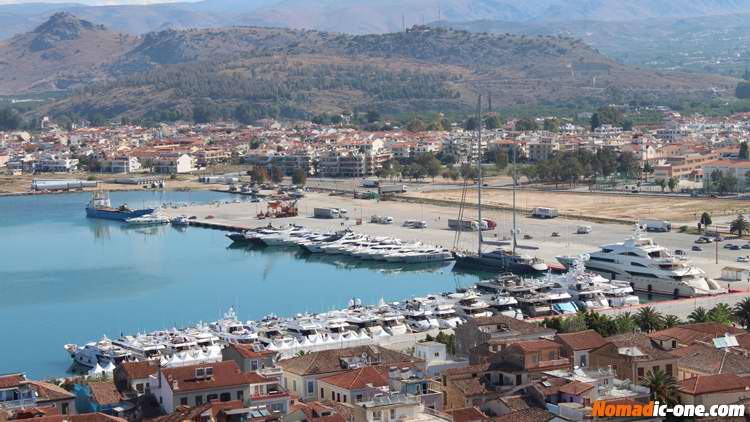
[512,139,517,255]
[476,95,482,256]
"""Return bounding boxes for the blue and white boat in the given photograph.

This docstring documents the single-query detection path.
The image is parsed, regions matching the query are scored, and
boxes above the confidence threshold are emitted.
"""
[85,191,155,221]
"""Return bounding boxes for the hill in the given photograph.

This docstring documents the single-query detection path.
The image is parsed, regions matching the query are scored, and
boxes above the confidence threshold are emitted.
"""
[4,0,750,38]
[0,12,137,93]
[22,17,734,123]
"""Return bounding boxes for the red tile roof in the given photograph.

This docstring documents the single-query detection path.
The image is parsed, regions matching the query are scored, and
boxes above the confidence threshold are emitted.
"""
[29,413,128,422]
[162,361,268,393]
[511,339,561,353]
[228,344,276,360]
[88,381,124,406]
[555,330,606,351]
[679,374,750,395]
[118,361,159,380]
[26,381,75,401]
[0,373,25,389]
[446,407,488,422]
[556,381,595,396]
[318,367,388,390]
[491,408,555,422]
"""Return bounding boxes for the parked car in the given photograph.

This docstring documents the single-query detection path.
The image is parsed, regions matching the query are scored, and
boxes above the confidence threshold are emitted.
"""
[551,232,560,237]
[695,237,710,244]
[738,256,750,263]
[523,234,533,240]
[729,245,741,251]
[724,243,735,249]
[742,244,750,250]
[691,246,703,252]
[674,249,686,256]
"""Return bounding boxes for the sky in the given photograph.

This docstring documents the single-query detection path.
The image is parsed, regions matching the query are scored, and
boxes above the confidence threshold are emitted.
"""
[0,0,200,4]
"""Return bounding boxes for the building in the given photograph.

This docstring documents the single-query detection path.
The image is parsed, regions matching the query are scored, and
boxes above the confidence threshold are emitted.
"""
[589,333,678,383]
[413,342,468,377]
[317,366,388,404]
[454,316,556,360]
[100,157,141,174]
[348,393,451,422]
[114,361,159,397]
[150,361,289,414]
[526,140,559,162]
[73,381,134,419]
[554,330,607,368]
[669,343,750,380]
[485,340,570,390]
[35,157,79,172]
[442,135,487,164]
[277,346,423,402]
[0,373,76,417]
[285,401,345,422]
[702,159,750,189]
[387,367,443,411]
[153,153,196,174]
[222,344,279,378]
[678,374,750,407]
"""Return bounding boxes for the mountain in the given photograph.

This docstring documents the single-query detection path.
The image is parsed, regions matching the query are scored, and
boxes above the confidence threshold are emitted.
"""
[4,0,750,39]
[433,13,750,77]
[0,12,137,93]
[4,14,727,123]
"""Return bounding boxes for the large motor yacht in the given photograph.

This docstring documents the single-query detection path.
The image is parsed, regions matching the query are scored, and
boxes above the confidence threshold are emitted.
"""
[584,227,726,297]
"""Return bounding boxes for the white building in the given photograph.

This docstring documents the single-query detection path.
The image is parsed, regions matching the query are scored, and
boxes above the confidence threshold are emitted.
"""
[153,153,195,174]
[100,156,141,173]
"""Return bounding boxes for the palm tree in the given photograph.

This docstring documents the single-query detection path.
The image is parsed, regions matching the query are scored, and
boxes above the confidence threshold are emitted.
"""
[734,297,750,329]
[613,312,637,334]
[583,310,615,336]
[635,307,664,332]
[708,303,735,325]
[662,315,682,328]
[730,214,750,237]
[643,368,679,405]
[688,307,709,323]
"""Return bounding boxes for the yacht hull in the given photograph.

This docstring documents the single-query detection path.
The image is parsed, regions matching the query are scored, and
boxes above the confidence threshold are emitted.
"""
[454,255,544,275]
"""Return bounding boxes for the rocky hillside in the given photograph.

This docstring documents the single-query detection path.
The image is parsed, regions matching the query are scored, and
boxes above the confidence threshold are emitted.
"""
[2,14,735,122]
[0,12,137,94]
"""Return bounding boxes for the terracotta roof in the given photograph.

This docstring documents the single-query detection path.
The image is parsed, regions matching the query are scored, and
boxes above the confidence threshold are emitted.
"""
[452,378,489,397]
[229,344,276,360]
[26,381,75,401]
[88,381,124,406]
[162,361,268,393]
[556,381,594,396]
[679,374,750,395]
[444,364,490,378]
[511,339,561,353]
[672,343,750,375]
[31,413,129,422]
[447,407,489,422]
[118,361,159,380]
[602,333,677,361]
[468,316,553,336]
[497,395,535,411]
[491,408,555,422]
[318,367,388,390]
[650,323,745,346]
[555,330,606,351]
[0,373,25,389]
[278,345,420,376]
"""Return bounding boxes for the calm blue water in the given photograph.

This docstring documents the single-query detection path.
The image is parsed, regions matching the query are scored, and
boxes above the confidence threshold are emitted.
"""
[0,191,476,379]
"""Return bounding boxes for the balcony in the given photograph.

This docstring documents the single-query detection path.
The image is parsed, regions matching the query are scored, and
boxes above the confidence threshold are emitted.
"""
[0,398,37,410]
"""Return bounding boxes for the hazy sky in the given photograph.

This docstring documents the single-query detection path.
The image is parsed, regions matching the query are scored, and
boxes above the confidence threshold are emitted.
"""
[0,0,200,4]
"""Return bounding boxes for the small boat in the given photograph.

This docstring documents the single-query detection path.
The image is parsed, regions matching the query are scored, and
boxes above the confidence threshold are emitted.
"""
[126,214,170,226]
[170,215,190,226]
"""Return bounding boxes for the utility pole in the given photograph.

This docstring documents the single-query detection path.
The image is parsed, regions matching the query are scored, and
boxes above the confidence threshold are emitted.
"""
[476,95,483,257]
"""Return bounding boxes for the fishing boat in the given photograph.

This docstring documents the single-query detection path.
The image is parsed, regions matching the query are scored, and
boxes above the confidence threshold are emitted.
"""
[85,191,155,221]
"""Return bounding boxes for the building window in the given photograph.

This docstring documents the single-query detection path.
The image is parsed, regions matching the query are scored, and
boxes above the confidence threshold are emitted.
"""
[207,394,218,402]
[195,396,202,405]
[180,397,188,406]
[321,388,324,398]
[237,391,244,401]
[336,393,341,402]
[307,381,315,394]
[332,391,335,401]
[293,380,297,393]
[356,394,363,402]
[637,367,644,378]
[136,383,144,393]
[548,351,555,360]
[61,403,69,415]
[343,395,347,403]
[373,410,382,421]
[666,364,673,375]
[390,409,396,420]
[251,360,259,371]
[580,355,587,367]
[220,393,231,402]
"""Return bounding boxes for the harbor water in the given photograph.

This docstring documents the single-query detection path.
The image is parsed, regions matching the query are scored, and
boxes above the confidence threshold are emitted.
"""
[0,191,478,379]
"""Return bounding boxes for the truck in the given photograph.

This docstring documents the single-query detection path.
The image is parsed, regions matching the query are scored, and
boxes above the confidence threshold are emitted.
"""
[577,225,592,234]
[361,179,380,188]
[639,219,672,232]
[532,207,559,219]
[314,207,339,219]
[370,215,393,224]
[448,219,489,231]
[379,184,408,194]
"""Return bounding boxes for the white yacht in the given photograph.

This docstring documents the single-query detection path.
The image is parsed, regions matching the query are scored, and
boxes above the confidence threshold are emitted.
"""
[486,295,523,319]
[378,312,410,336]
[452,291,493,319]
[432,303,464,328]
[126,213,170,226]
[585,227,726,297]
[404,309,440,332]
[64,336,132,367]
[209,307,259,344]
[346,313,386,338]
[547,257,638,309]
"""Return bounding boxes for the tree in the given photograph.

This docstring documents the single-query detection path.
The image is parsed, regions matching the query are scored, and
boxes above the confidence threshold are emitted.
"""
[515,117,539,131]
[667,177,678,193]
[494,150,509,170]
[635,307,664,332]
[707,303,734,325]
[613,312,637,334]
[741,142,750,160]
[656,178,666,192]
[617,151,639,178]
[251,167,268,184]
[731,214,750,237]
[591,106,624,130]
[270,165,284,183]
[406,118,426,132]
[662,315,682,328]
[543,118,560,132]
[0,108,23,130]
[736,81,750,99]
[463,116,480,131]
[643,162,654,175]
[700,212,712,229]
[292,168,307,186]
[484,115,501,130]
[688,307,709,323]
[643,368,679,405]
[733,297,750,329]
[366,110,381,123]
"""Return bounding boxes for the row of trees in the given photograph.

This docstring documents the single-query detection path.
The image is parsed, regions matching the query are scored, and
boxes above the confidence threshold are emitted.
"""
[518,149,639,186]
